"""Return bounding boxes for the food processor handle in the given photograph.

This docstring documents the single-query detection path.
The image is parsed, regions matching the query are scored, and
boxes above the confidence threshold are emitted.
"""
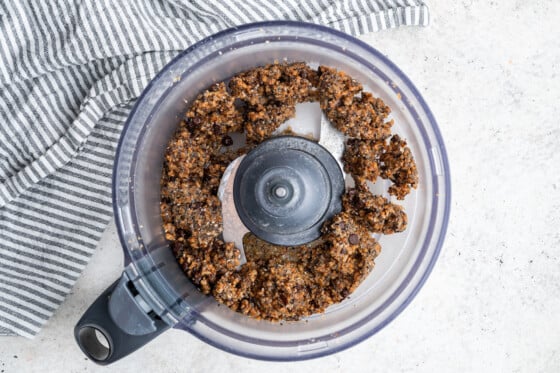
[74,273,170,365]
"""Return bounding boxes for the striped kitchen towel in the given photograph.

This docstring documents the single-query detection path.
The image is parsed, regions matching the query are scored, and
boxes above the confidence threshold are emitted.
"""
[0,0,429,338]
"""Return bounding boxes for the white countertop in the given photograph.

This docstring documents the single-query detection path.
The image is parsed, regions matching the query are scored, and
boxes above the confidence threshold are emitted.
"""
[1,2,559,372]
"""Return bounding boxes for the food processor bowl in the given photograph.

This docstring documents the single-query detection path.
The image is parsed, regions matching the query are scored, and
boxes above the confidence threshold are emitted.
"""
[74,21,451,364]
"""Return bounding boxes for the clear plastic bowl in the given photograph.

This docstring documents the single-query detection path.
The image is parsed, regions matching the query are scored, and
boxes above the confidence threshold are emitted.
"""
[111,21,451,361]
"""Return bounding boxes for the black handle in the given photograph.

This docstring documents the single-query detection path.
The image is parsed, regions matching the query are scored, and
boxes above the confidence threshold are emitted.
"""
[74,273,170,365]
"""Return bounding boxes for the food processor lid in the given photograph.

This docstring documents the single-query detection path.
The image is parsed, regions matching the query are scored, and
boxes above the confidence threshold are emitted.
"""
[233,136,344,246]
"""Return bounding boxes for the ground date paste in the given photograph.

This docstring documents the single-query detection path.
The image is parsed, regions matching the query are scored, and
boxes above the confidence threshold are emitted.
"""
[160,62,418,321]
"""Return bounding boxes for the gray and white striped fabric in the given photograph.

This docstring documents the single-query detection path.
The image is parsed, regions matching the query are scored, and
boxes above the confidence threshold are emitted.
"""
[0,0,429,338]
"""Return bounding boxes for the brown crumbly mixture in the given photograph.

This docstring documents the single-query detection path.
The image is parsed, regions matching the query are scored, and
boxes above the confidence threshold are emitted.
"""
[204,147,252,194]
[162,128,218,180]
[212,213,380,321]
[229,62,318,143]
[342,187,407,234]
[213,236,322,320]
[342,138,385,182]
[318,66,393,140]
[317,66,363,109]
[317,212,381,300]
[342,135,419,200]
[229,62,318,106]
[379,135,418,200]
[184,82,244,137]
[244,103,296,144]
[161,81,245,246]
[161,62,418,322]
[174,238,240,294]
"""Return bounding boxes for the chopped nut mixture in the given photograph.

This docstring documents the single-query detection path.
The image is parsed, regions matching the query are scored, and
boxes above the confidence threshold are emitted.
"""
[161,62,417,322]
[342,187,407,234]
[175,238,240,294]
[343,138,385,182]
[184,82,243,137]
[379,135,419,199]
[212,213,381,321]
[318,66,393,140]
[343,135,419,200]
[229,62,318,143]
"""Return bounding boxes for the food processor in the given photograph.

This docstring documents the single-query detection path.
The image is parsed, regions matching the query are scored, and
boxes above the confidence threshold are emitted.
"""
[74,21,451,365]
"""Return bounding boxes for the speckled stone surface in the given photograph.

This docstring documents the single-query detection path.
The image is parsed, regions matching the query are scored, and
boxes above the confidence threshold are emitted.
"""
[1,2,559,372]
